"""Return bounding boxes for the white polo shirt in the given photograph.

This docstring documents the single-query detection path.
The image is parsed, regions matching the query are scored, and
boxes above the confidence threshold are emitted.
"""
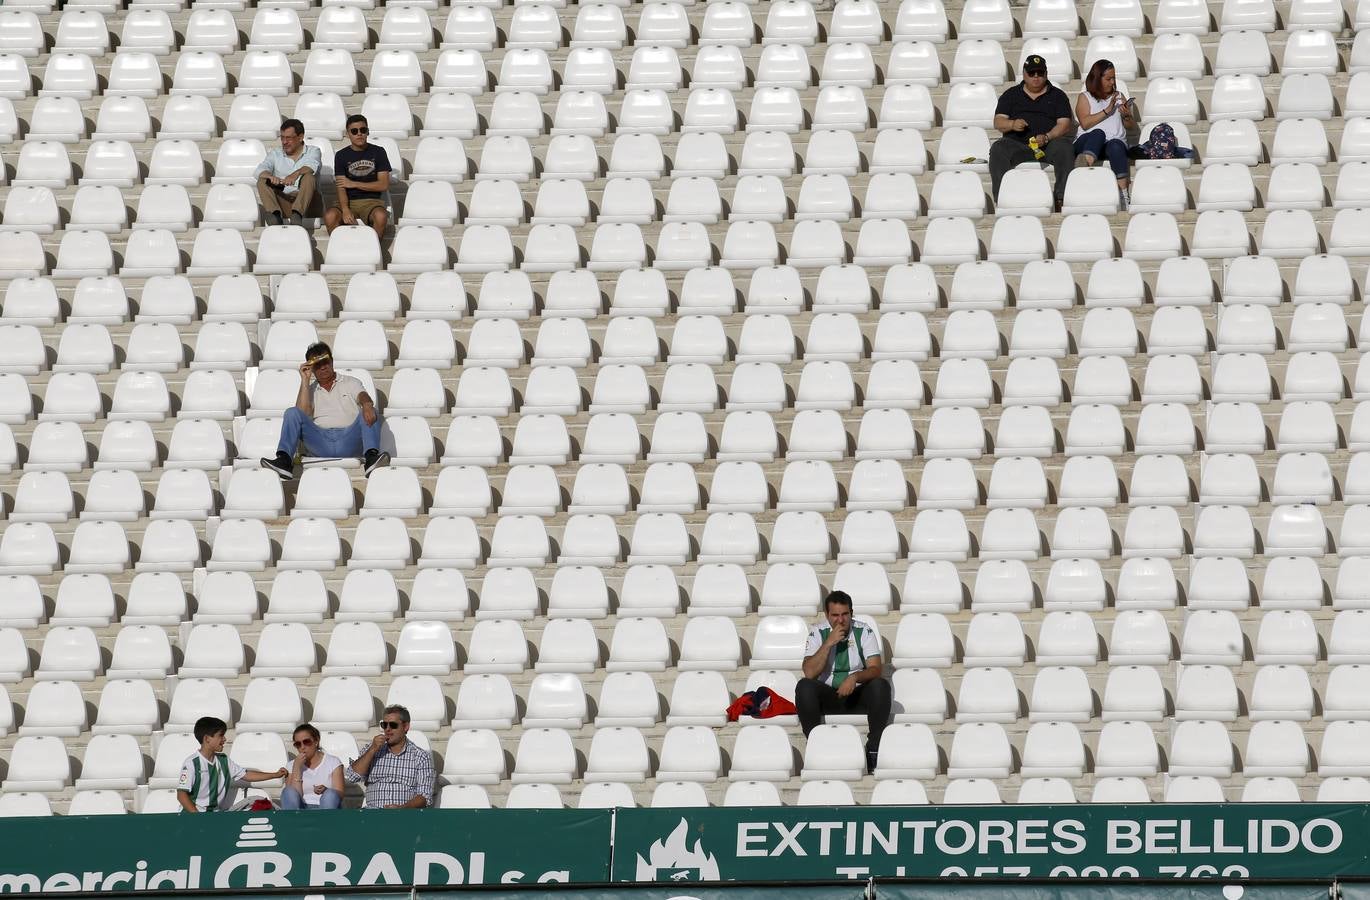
[311,375,365,428]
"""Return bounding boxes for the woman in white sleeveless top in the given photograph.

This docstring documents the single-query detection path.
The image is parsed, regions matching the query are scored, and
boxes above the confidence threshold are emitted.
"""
[282,722,345,809]
[1073,59,1136,209]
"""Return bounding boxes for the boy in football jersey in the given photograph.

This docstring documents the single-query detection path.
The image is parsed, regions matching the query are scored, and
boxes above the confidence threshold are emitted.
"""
[177,717,288,813]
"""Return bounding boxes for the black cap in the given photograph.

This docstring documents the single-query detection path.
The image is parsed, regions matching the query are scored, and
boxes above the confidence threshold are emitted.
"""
[1023,54,1048,74]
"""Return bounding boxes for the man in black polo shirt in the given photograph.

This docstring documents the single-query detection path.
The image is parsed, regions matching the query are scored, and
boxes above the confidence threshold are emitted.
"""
[990,54,1075,208]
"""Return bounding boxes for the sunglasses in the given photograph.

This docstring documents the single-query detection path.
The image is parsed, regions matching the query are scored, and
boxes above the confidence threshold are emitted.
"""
[380,721,404,730]
[309,354,332,366]
[1026,70,1047,76]
[293,738,315,749]
[349,127,369,135]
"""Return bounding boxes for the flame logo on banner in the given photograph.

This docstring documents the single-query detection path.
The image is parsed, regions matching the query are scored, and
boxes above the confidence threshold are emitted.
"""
[635,819,720,883]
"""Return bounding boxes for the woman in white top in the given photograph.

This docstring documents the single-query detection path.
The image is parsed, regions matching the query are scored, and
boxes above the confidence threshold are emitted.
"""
[1073,59,1137,208]
[282,723,345,809]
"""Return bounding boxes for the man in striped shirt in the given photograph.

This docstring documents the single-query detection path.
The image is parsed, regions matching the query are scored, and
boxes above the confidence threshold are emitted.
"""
[797,591,891,775]
[176,717,288,813]
[345,705,434,809]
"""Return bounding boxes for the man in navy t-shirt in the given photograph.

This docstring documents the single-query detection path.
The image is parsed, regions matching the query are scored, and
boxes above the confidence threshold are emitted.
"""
[325,114,392,242]
[989,54,1075,208]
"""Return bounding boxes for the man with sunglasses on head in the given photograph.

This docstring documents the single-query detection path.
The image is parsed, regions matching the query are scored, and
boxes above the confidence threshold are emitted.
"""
[345,705,434,809]
[260,341,389,480]
[989,54,1075,211]
[325,114,391,243]
[254,118,320,228]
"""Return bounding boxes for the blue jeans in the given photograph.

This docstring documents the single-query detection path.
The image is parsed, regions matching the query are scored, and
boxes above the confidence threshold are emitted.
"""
[281,786,342,809]
[1073,130,1130,179]
[276,406,381,458]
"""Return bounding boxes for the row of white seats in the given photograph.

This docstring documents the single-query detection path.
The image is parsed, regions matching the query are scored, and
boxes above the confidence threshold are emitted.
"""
[12,215,1370,285]
[0,62,1353,134]
[4,2,916,58]
[20,303,1370,384]
[5,358,1370,441]
[10,31,1370,103]
[428,772,1370,806]
[0,125,1357,210]
[4,544,1367,626]
[0,498,1354,576]
[6,457,1370,536]
[6,601,1369,692]
[11,392,1362,479]
[3,103,1360,180]
[8,426,1370,505]
[14,0,1350,61]
[6,375,1370,469]
[19,170,1370,244]
[3,256,1365,328]
[0,663,1360,769]
[8,715,1370,797]
[11,344,1370,429]
[8,771,1370,815]
[5,396,1330,473]
[8,0,1370,61]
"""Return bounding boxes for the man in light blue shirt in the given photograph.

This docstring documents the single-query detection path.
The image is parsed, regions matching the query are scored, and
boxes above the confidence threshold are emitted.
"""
[255,118,321,227]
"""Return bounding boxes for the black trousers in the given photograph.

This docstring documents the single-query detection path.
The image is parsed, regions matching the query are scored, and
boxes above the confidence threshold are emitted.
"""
[988,136,1074,204]
[795,677,892,748]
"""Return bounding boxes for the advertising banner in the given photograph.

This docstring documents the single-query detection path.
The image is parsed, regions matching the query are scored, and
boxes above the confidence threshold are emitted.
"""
[613,804,1368,882]
[468,886,867,900]
[0,809,612,892]
[876,885,1332,900]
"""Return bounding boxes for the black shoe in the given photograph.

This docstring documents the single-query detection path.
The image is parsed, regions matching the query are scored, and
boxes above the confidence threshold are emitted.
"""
[866,745,879,775]
[269,210,285,226]
[260,451,294,480]
[289,210,304,228]
[363,448,389,476]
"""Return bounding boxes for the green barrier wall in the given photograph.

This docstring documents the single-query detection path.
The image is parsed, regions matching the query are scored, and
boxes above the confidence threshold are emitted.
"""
[1,804,1366,893]
[613,804,1364,881]
[487,885,868,900]
[0,809,612,892]
[874,885,1332,900]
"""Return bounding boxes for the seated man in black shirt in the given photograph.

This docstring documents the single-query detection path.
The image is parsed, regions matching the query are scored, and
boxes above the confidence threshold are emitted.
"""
[325,114,392,242]
[990,55,1075,209]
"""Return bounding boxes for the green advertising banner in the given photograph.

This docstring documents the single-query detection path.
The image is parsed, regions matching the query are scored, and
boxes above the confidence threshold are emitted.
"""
[876,885,1332,900]
[0,809,612,893]
[465,886,868,900]
[613,804,1368,882]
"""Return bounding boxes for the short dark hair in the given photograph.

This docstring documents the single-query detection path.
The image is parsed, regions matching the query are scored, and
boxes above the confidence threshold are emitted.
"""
[292,723,322,743]
[194,716,228,743]
[280,118,305,136]
[823,590,853,612]
[383,705,410,724]
[345,113,368,129]
[305,342,332,364]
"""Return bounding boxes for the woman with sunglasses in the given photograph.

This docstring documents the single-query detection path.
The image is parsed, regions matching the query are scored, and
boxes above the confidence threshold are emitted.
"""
[1073,59,1136,210]
[282,723,345,810]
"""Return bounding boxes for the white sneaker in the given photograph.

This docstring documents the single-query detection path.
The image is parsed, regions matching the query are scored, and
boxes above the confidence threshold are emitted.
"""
[1119,188,1130,212]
